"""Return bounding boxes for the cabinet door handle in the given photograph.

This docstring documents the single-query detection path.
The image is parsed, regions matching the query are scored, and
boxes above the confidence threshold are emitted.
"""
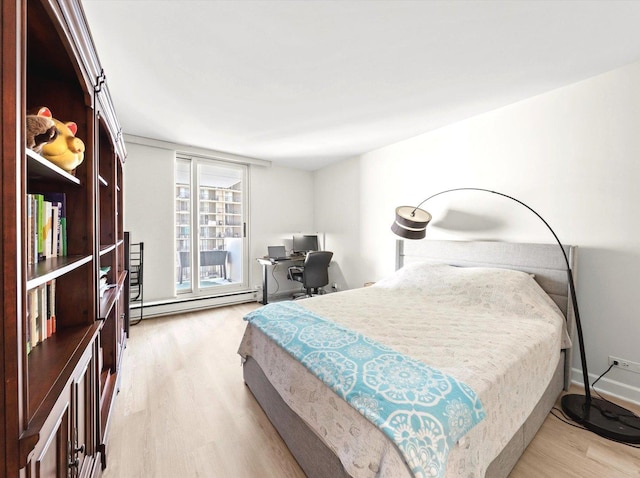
[68,458,79,469]
[74,444,85,454]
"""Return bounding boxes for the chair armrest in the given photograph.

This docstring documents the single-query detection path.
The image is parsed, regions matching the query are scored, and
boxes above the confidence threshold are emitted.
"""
[287,266,304,281]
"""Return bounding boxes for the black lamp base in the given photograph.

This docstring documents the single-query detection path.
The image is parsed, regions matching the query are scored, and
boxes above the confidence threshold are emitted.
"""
[561,393,640,443]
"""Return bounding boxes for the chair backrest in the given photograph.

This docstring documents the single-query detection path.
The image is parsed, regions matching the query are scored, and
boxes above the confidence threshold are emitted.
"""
[200,250,227,266]
[179,251,190,267]
[302,251,333,289]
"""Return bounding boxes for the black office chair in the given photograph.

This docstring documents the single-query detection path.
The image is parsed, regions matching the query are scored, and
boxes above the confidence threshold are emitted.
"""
[288,251,333,298]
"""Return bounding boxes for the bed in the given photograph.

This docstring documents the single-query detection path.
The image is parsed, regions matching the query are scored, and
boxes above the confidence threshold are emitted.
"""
[238,240,576,478]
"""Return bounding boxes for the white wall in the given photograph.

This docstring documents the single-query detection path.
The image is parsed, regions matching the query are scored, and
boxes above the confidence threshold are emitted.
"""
[124,142,176,301]
[249,163,315,296]
[316,60,640,404]
[314,156,361,291]
[124,140,315,304]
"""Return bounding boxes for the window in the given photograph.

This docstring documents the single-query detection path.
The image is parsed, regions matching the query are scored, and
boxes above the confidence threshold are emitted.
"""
[175,156,248,295]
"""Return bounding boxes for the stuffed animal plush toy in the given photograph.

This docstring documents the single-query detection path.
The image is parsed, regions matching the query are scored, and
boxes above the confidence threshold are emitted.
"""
[31,107,85,174]
[26,114,57,154]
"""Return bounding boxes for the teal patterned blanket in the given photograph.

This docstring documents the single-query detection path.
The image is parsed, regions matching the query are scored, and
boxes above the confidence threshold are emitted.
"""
[244,301,486,478]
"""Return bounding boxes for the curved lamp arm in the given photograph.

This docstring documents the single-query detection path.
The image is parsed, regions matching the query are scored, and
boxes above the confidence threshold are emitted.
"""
[391,187,590,403]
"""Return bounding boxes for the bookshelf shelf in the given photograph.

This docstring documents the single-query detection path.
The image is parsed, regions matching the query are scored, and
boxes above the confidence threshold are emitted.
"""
[100,243,117,255]
[26,149,81,186]
[26,254,93,289]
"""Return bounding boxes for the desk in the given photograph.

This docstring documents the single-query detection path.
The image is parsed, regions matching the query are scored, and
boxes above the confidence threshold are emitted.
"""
[256,256,304,304]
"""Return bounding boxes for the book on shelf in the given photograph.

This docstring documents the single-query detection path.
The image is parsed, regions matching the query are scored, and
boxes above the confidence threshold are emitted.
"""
[50,202,59,258]
[99,276,108,298]
[44,193,67,257]
[26,279,57,354]
[27,194,37,265]
[99,266,111,298]
[42,201,52,258]
[28,192,67,262]
[26,291,33,354]
[47,280,56,336]
[27,289,38,350]
[38,285,47,343]
[35,193,44,261]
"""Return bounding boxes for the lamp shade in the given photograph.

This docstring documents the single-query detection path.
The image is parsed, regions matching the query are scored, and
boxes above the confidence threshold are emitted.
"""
[391,206,432,239]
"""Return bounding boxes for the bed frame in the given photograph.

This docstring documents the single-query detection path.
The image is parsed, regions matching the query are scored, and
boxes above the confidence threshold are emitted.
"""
[243,239,577,478]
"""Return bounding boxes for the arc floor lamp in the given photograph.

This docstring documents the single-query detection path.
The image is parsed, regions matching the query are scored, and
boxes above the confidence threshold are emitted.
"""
[391,187,640,444]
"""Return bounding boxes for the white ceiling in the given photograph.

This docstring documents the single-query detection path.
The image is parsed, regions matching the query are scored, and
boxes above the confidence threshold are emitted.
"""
[82,1,640,171]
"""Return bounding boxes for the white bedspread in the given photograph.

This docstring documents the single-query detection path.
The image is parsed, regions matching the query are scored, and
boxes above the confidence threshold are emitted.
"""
[238,263,568,477]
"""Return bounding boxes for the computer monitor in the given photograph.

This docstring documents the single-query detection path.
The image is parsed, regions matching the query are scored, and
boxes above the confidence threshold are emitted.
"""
[292,234,319,254]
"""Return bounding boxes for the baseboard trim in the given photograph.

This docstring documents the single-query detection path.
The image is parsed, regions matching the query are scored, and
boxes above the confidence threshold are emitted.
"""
[570,367,640,406]
[130,290,258,318]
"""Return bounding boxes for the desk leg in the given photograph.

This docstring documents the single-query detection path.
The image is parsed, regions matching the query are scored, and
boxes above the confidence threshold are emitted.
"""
[261,263,269,305]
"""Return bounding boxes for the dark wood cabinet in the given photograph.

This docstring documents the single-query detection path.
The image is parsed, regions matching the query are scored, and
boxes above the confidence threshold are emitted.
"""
[33,394,71,478]
[1,0,127,476]
[27,340,98,478]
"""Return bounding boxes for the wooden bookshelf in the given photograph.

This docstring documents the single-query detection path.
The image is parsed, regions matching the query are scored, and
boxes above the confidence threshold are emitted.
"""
[1,0,127,476]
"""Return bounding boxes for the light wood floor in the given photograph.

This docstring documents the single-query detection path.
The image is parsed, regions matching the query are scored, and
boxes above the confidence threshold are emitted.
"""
[103,303,640,478]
